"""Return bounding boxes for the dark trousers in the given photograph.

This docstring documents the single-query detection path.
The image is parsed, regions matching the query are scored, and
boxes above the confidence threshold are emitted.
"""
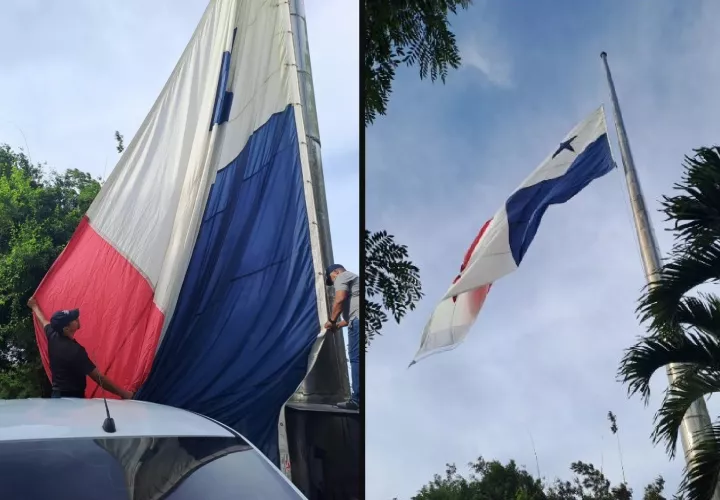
[347,318,360,403]
[51,390,85,398]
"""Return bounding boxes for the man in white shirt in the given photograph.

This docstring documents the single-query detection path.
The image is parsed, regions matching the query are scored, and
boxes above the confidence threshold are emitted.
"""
[324,264,359,410]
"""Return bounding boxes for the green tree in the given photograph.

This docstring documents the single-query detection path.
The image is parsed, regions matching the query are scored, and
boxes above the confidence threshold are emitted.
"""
[608,411,628,484]
[0,144,101,398]
[410,457,546,500]
[115,131,124,153]
[405,456,668,500]
[643,477,675,500]
[546,462,632,500]
[618,146,720,500]
[365,229,423,348]
[364,0,471,126]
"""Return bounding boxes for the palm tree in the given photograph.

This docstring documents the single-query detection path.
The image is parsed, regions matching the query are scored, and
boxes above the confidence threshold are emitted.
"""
[618,146,720,500]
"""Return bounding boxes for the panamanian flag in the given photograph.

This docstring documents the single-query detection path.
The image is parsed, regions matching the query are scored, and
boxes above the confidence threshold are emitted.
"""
[411,107,614,365]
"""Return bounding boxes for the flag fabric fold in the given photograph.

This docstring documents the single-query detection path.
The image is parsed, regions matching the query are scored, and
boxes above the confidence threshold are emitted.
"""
[411,107,614,365]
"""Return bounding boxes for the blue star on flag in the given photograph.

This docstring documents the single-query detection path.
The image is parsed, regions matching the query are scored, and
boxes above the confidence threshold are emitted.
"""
[552,135,577,159]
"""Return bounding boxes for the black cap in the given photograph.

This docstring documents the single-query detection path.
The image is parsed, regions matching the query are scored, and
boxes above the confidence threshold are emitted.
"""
[325,264,344,286]
[50,309,80,331]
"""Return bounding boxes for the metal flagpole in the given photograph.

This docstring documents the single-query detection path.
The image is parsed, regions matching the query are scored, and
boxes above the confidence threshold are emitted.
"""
[600,51,717,492]
[288,0,351,403]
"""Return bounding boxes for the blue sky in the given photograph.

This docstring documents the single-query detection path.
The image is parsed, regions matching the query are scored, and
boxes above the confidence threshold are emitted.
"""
[367,0,720,498]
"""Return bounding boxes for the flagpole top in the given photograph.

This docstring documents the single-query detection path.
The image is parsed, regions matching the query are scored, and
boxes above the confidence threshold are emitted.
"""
[600,51,608,59]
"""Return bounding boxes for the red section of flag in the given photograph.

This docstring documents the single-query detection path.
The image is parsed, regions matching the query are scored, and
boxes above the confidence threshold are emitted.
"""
[452,218,494,302]
[33,216,165,398]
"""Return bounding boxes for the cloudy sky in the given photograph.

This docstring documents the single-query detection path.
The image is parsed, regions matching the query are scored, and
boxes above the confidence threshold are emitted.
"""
[367,0,720,499]
[0,0,358,274]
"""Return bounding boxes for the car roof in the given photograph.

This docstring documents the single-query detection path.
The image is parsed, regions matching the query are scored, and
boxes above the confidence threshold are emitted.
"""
[0,398,235,442]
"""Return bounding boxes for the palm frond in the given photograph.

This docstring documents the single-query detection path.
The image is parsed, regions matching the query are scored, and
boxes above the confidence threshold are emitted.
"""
[618,331,720,402]
[678,419,720,500]
[637,242,720,332]
[620,146,720,500]
[674,294,720,341]
[662,147,720,250]
[652,366,720,457]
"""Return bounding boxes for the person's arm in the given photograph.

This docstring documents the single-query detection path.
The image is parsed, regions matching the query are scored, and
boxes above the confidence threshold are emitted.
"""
[329,290,347,324]
[89,369,134,400]
[75,347,133,399]
[324,274,349,331]
[27,297,49,328]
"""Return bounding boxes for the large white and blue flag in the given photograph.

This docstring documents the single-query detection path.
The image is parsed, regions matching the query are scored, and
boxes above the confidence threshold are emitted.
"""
[412,107,614,365]
[34,0,332,467]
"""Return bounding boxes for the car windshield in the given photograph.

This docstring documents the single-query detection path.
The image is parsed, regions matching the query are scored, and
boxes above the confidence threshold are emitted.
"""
[0,435,303,499]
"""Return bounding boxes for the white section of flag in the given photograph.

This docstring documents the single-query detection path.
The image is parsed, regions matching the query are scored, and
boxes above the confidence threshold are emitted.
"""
[87,0,238,311]
[215,2,296,169]
[411,284,491,366]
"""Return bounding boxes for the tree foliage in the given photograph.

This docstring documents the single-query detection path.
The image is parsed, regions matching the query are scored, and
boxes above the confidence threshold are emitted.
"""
[364,0,471,126]
[0,144,101,398]
[546,462,634,500]
[365,229,423,348]
[618,147,720,500]
[115,131,125,153]
[408,458,545,500]
[608,411,628,484]
[403,457,676,500]
[366,1,470,342]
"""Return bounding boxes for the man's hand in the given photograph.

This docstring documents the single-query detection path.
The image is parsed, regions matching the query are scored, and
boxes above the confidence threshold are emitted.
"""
[330,290,347,330]
[324,320,348,331]
[90,369,134,400]
[27,297,49,327]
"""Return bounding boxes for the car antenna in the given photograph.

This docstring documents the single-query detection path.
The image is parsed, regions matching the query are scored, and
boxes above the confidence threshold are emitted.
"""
[98,374,116,433]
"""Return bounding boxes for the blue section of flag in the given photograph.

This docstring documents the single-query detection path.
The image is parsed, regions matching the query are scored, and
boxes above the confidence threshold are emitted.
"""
[138,105,318,465]
[211,51,232,128]
[505,133,614,265]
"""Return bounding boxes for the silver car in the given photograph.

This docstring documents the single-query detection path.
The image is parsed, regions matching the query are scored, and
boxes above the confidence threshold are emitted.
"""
[0,398,307,499]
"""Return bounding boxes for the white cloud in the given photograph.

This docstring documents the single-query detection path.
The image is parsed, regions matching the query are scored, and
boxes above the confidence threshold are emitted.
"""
[456,1,513,88]
[459,35,513,88]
